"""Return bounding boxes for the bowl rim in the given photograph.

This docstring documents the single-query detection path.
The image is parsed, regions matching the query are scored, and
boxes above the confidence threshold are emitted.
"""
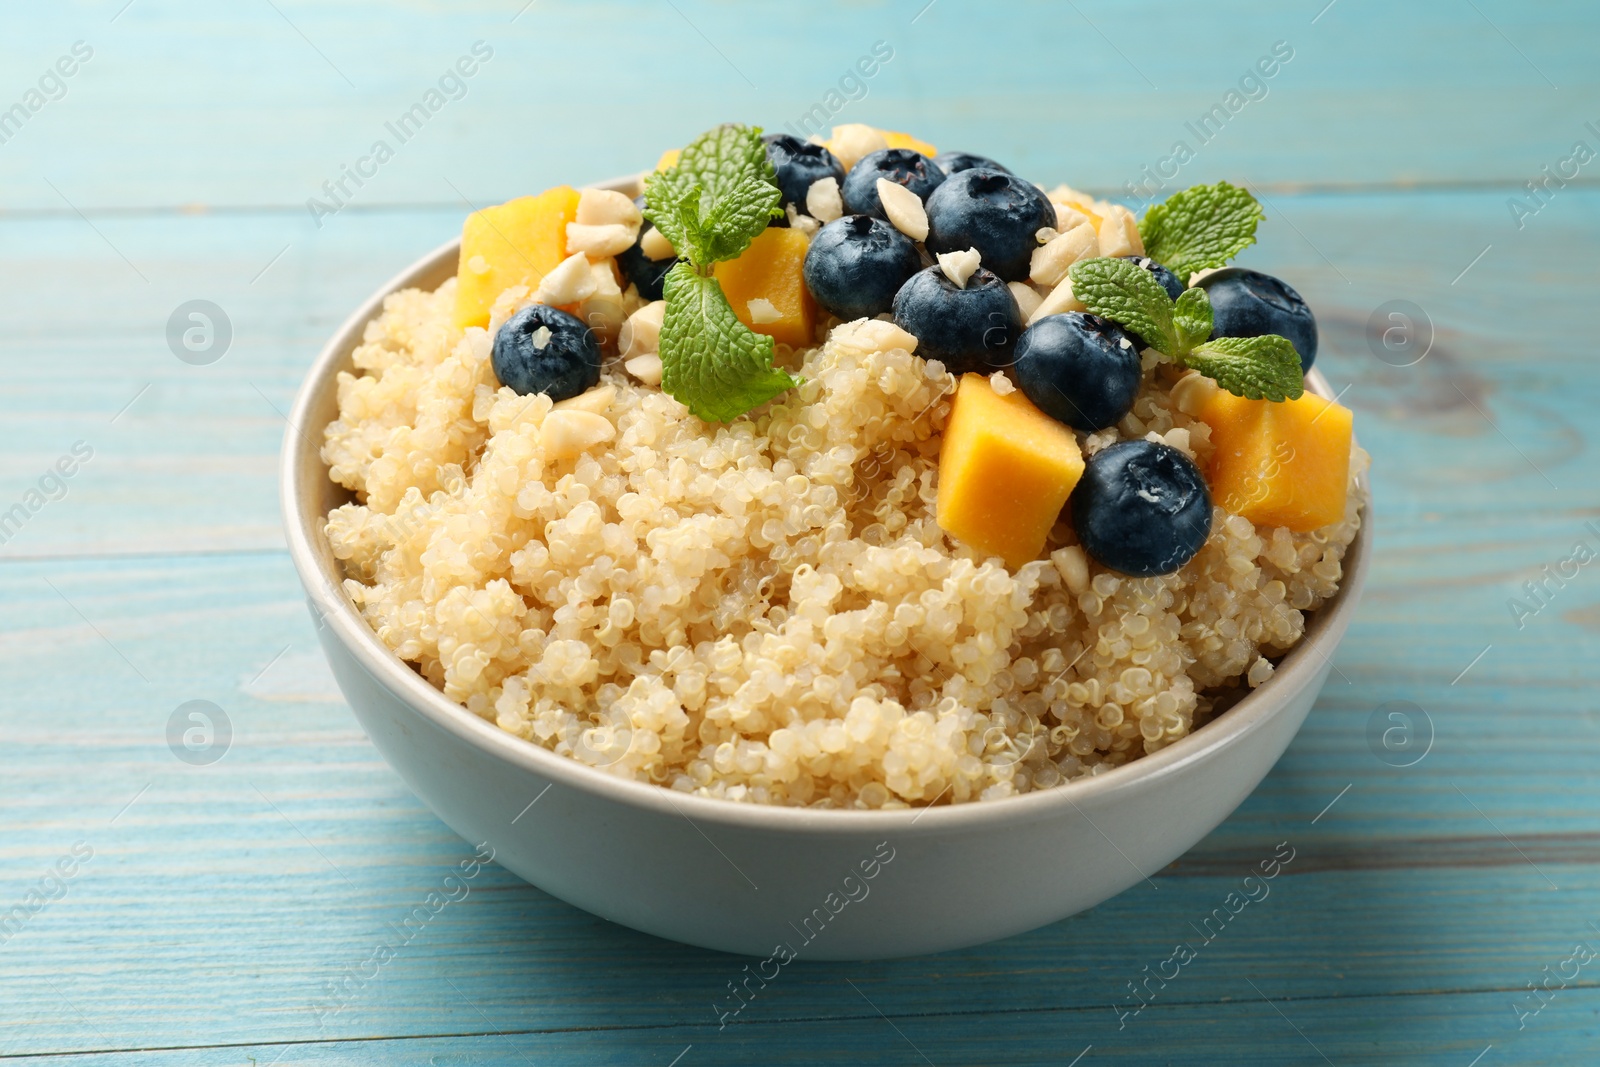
[280,180,1371,835]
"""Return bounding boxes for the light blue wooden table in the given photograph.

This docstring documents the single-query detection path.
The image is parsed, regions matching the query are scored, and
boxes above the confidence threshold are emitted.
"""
[3,2,1596,1063]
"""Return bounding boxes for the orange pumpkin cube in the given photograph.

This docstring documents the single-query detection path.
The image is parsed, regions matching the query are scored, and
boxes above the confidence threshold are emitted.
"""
[454,185,581,330]
[937,374,1085,569]
[1198,389,1354,532]
[712,227,815,348]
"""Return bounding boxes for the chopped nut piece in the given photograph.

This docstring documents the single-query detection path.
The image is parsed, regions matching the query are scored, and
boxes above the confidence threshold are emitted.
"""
[825,123,889,170]
[1029,223,1099,288]
[639,226,676,261]
[746,297,783,324]
[534,251,598,305]
[806,176,844,223]
[566,222,636,258]
[1052,545,1090,595]
[785,204,820,237]
[877,178,929,241]
[540,408,615,458]
[624,353,663,386]
[1101,203,1144,256]
[936,247,981,289]
[575,188,642,229]
[831,318,918,356]
[1169,370,1220,416]
[553,384,617,415]
[1028,273,1087,324]
[619,300,666,360]
[1007,281,1043,320]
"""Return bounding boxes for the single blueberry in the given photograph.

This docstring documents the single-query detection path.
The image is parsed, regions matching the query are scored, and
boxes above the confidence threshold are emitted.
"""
[1199,267,1319,370]
[1121,255,1186,301]
[1013,313,1143,431]
[933,151,1013,176]
[1069,440,1212,577]
[840,148,945,219]
[617,195,678,301]
[892,265,1023,374]
[924,168,1056,282]
[491,303,601,402]
[803,215,922,321]
[762,133,845,217]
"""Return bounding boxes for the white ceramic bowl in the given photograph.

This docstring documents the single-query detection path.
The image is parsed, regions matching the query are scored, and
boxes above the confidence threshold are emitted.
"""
[281,181,1369,959]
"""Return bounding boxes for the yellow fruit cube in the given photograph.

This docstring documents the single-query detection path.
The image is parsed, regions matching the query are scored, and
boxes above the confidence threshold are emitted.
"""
[937,374,1085,569]
[1198,389,1354,532]
[712,227,815,348]
[656,148,681,171]
[879,129,939,157]
[454,185,581,330]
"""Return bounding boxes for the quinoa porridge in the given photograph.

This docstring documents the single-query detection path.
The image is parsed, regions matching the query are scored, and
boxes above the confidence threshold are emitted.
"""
[321,122,1364,809]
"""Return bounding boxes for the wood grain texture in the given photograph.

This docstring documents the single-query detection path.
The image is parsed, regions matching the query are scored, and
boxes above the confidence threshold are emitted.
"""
[2,0,1598,1062]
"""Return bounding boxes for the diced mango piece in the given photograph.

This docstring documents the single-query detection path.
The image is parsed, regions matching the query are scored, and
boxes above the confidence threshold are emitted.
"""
[712,227,815,348]
[454,185,581,330]
[656,148,681,171]
[879,129,938,157]
[1198,390,1354,532]
[937,374,1085,569]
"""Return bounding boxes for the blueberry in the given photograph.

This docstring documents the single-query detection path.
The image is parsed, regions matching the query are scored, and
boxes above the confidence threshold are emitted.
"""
[892,265,1023,374]
[762,134,844,218]
[491,303,601,402]
[617,195,678,301]
[1013,313,1143,431]
[1069,440,1212,577]
[1121,255,1186,301]
[933,151,1012,176]
[803,215,922,321]
[924,168,1056,282]
[1198,267,1318,370]
[840,148,945,219]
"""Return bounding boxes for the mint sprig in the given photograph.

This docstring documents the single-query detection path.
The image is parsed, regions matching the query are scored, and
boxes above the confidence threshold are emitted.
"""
[640,123,793,422]
[660,264,796,423]
[1140,180,1265,280]
[1067,256,1304,402]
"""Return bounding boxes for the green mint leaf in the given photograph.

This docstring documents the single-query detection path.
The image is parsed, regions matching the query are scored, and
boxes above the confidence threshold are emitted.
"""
[1067,257,1177,355]
[677,123,777,204]
[659,263,797,423]
[643,168,709,264]
[1184,335,1305,402]
[1140,181,1266,279]
[698,172,782,263]
[643,123,781,267]
[1171,287,1213,354]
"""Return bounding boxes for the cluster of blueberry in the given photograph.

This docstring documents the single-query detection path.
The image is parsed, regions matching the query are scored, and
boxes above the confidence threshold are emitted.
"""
[753,136,1319,578]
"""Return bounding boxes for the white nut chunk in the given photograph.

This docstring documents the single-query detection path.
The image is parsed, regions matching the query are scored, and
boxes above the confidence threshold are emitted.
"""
[639,226,675,261]
[785,204,820,237]
[566,222,636,258]
[553,384,616,415]
[1028,273,1087,324]
[826,123,888,170]
[575,188,642,229]
[806,176,843,223]
[876,178,929,242]
[1029,222,1099,288]
[534,251,598,305]
[619,300,666,360]
[746,298,782,325]
[1007,281,1043,320]
[831,318,917,356]
[936,247,982,289]
[540,409,615,459]
[1096,204,1143,257]
[624,353,663,386]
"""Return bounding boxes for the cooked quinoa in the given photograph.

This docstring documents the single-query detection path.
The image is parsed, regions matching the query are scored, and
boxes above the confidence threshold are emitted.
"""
[322,275,1365,808]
